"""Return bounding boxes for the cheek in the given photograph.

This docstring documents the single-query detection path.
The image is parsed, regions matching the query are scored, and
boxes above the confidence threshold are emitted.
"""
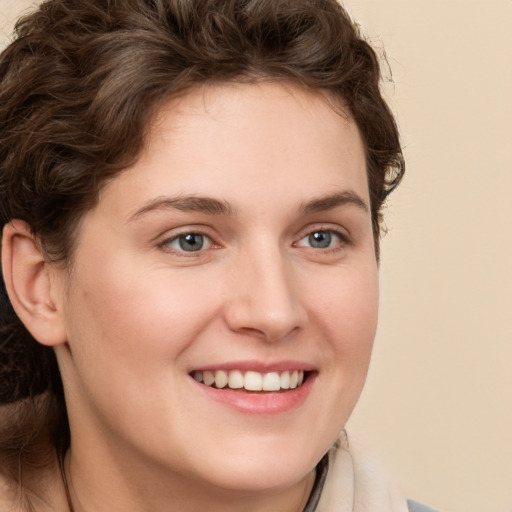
[308,261,379,400]
[60,259,226,442]
[63,257,222,379]
[311,261,379,346]
[340,266,378,370]
[294,262,378,452]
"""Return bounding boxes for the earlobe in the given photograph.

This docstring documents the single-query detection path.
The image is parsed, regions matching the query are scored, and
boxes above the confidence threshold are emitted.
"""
[1,220,67,347]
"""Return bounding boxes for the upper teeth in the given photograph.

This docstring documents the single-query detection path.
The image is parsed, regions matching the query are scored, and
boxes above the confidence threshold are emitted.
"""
[192,370,305,391]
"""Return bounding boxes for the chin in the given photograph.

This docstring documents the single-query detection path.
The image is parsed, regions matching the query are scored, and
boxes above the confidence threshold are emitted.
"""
[203,459,313,494]
[184,431,329,493]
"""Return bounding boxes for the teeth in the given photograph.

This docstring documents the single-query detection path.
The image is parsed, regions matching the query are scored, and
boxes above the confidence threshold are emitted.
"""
[290,370,298,389]
[244,371,263,391]
[203,371,215,386]
[228,370,244,389]
[280,371,290,389]
[215,370,228,389]
[262,372,281,391]
[193,369,306,391]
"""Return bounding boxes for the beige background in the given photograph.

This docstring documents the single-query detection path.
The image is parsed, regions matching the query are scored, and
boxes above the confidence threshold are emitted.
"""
[344,2,512,512]
[1,1,511,511]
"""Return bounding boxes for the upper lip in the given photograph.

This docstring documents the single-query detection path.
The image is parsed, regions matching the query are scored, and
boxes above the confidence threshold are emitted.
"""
[189,360,316,373]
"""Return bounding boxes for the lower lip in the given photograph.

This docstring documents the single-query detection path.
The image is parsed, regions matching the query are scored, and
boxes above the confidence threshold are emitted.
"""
[193,373,316,414]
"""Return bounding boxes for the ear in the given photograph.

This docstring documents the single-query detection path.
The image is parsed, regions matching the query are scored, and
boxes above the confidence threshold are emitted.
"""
[1,220,67,347]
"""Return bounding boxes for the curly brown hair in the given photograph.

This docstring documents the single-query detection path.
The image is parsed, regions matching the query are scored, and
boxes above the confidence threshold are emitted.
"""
[0,0,404,492]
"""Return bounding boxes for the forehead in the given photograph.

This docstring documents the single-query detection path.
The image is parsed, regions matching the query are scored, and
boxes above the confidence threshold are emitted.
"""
[97,81,368,217]
[149,82,359,157]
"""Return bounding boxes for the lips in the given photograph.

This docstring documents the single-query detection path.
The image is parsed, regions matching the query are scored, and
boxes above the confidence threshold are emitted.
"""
[190,363,316,414]
[192,369,306,391]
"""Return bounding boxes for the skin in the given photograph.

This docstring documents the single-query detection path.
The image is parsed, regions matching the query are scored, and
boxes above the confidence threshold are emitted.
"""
[3,82,378,511]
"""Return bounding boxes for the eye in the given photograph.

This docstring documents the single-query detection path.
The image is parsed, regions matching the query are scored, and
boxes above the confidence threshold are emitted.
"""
[162,233,213,253]
[296,229,345,250]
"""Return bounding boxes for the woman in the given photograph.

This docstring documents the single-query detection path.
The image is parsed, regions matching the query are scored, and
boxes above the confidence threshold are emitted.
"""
[0,0,433,510]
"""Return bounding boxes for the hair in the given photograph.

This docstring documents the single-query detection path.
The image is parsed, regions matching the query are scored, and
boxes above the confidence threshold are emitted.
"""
[0,0,404,496]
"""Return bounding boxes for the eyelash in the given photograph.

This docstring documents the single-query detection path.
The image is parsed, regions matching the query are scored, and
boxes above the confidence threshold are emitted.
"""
[158,231,216,256]
[294,228,350,254]
[158,227,350,256]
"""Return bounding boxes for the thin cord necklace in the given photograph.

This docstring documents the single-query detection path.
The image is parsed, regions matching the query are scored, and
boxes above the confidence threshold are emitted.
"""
[59,453,76,512]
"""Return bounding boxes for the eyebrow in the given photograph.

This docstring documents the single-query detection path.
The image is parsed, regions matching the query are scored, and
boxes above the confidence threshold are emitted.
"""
[129,190,367,222]
[300,191,368,215]
[129,195,234,220]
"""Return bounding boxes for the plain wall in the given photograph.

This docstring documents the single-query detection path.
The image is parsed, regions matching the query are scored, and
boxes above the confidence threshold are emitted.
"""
[344,2,512,512]
[1,1,511,511]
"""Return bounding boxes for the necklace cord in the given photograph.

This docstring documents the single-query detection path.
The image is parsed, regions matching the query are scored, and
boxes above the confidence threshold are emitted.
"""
[58,451,75,512]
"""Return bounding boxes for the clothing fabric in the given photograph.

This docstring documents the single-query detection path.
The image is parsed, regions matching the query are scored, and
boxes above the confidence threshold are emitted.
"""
[407,500,440,512]
[303,435,437,512]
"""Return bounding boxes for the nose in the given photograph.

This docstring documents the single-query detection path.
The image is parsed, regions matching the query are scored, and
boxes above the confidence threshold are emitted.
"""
[223,247,307,343]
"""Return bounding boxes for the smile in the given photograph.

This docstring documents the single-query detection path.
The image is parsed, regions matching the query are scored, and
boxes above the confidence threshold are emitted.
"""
[192,370,306,392]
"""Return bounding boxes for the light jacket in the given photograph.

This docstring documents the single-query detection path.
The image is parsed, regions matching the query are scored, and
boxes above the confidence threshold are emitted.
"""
[305,436,440,512]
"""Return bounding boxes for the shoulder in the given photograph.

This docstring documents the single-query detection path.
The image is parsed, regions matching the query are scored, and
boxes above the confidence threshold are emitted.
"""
[407,499,442,512]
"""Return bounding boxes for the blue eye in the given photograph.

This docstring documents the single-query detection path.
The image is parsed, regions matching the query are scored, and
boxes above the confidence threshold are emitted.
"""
[165,233,212,252]
[297,230,343,249]
[308,231,333,248]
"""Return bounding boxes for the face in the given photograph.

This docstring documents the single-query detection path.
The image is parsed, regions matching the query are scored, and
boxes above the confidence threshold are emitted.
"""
[56,82,378,495]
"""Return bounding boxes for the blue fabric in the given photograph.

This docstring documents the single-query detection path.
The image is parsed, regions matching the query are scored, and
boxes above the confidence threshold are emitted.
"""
[407,499,440,512]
